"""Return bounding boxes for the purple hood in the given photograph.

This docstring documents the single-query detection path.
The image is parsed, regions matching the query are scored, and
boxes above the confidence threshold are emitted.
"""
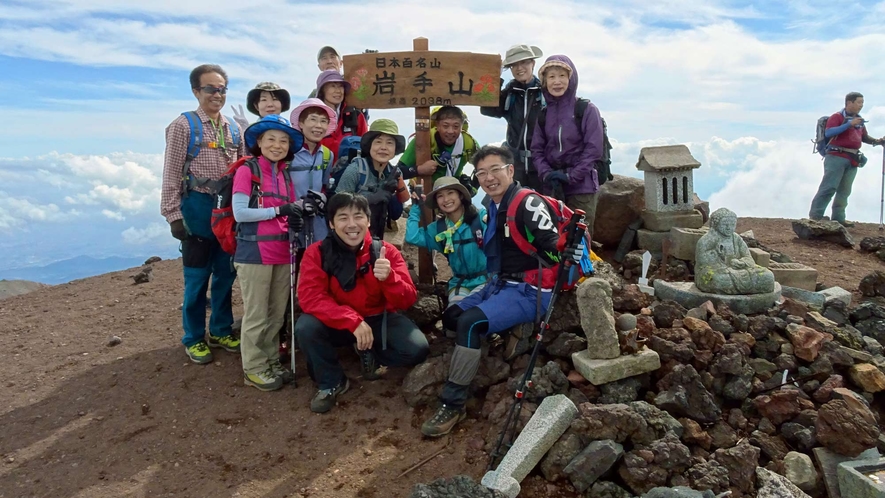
[531,55,605,196]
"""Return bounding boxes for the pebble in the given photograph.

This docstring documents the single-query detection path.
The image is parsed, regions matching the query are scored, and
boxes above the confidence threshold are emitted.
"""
[141,404,150,416]
[6,457,14,464]
[106,336,122,347]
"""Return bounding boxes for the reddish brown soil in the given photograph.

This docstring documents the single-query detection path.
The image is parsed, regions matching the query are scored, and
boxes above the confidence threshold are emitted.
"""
[1,217,882,497]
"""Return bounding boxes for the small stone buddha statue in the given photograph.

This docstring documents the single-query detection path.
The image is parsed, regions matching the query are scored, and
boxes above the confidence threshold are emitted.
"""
[695,208,775,295]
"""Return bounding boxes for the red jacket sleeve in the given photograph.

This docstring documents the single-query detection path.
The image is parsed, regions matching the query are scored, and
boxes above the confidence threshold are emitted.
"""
[357,113,369,136]
[297,243,365,333]
[379,242,417,311]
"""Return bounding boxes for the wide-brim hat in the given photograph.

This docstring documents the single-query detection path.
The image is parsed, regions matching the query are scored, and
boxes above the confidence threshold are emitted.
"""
[425,176,471,211]
[360,118,406,155]
[244,114,304,152]
[246,82,291,116]
[503,44,543,68]
[317,46,339,61]
[316,70,351,99]
[289,98,338,137]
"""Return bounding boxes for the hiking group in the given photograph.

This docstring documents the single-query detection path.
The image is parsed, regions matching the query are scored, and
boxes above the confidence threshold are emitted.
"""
[160,43,880,438]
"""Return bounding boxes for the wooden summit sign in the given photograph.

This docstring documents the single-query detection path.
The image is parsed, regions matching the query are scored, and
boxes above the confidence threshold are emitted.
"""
[343,51,502,109]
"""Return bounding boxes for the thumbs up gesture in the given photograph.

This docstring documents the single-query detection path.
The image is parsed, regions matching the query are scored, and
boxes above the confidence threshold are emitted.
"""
[373,245,391,282]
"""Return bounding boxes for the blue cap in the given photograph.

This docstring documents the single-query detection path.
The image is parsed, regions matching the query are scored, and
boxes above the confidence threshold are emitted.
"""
[244,114,304,152]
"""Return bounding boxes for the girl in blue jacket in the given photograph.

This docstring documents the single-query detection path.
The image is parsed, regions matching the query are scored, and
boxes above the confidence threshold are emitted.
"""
[406,176,488,310]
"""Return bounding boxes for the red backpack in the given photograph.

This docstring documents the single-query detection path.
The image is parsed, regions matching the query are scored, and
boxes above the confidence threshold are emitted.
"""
[504,188,586,289]
[211,157,264,255]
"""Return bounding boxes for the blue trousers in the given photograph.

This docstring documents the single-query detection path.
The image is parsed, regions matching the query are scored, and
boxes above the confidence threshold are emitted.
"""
[809,155,857,222]
[180,192,235,347]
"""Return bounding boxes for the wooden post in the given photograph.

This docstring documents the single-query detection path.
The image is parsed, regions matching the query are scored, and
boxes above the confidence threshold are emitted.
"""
[413,37,434,284]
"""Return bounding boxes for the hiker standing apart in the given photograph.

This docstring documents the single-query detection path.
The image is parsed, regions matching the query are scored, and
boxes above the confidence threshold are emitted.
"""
[481,44,545,191]
[232,116,305,391]
[295,193,429,413]
[399,106,480,193]
[231,82,292,133]
[289,99,337,250]
[809,92,885,226]
[531,55,604,236]
[317,70,369,161]
[161,64,244,364]
[420,145,583,437]
[336,119,407,240]
[405,176,488,310]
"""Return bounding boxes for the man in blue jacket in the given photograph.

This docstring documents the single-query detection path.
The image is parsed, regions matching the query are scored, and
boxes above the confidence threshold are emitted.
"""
[481,44,545,191]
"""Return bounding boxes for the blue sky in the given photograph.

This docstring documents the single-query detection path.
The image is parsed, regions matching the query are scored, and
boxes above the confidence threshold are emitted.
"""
[1,0,884,271]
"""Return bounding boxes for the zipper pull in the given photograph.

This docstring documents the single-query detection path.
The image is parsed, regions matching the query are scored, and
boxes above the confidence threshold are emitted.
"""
[504,223,510,238]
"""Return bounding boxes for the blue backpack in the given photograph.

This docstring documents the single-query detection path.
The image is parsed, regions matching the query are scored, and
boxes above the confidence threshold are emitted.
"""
[327,136,363,194]
[180,111,242,194]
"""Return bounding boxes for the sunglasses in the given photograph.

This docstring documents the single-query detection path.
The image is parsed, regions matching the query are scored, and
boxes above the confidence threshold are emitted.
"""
[198,86,228,95]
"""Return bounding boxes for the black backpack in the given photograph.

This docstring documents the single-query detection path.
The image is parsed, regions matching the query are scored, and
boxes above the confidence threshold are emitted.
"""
[538,98,614,185]
[340,105,362,135]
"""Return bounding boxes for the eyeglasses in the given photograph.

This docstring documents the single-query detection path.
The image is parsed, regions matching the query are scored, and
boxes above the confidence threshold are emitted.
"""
[474,164,511,180]
[198,86,228,95]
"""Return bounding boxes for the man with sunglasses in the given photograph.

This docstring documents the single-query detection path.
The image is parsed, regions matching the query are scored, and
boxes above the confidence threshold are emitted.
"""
[481,44,544,191]
[161,64,245,364]
[421,145,583,438]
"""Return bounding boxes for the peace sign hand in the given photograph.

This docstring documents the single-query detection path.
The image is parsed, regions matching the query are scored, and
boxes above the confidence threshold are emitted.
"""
[231,104,249,131]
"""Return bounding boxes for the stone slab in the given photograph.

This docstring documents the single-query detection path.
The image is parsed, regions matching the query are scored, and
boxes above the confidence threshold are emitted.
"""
[821,286,853,307]
[749,248,771,268]
[482,395,578,498]
[770,262,819,291]
[814,446,881,498]
[572,348,661,386]
[838,457,885,498]
[641,209,704,232]
[576,278,620,360]
[669,226,708,261]
[637,228,668,257]
[653,280,782,315]
[781,286,826,308]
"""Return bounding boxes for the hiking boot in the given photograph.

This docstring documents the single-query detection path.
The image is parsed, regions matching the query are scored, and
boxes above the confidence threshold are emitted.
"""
[208,334,241,353]
[836,220,855,228]
[354,345,382,381]
[244,369,283,392]
[421,404,466,438]
[310,378,350,413]
[504,322,534,360]
[185,341,213,364]
[271,361,296,385]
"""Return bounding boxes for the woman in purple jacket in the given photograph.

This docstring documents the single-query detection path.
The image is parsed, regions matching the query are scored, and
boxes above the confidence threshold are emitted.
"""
[530,55,605,236]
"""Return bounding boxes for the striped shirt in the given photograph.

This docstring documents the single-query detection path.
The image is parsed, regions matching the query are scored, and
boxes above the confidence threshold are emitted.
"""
[160,107,246,223]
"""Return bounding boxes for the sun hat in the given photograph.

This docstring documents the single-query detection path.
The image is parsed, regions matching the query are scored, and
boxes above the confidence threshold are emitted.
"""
[425,176,471,210]
[246,82,291,116]
[289,98,338,137]
[360,119,406,155]
[503,44,543,68]
[243,114,304,152]
[316,70,351,100]
[538,57,573,87]
[317,46,339,61]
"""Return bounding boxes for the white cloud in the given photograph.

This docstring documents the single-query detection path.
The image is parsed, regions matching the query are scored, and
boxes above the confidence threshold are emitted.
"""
[102,209,125,221]
[121,222,168,245]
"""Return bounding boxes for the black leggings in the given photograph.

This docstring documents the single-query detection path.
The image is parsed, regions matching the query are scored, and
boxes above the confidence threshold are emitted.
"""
[443,305,489,349]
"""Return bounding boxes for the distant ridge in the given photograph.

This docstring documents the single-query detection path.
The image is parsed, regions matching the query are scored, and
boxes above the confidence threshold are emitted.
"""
[0,255,150,285]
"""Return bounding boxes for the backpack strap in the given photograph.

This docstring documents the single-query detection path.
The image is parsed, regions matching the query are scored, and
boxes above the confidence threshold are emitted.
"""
[180,111,203,197]
[369,238,384,267]
[504,188,537,258]
[470,214,485,247]
[320,146,332,170]
[356,157,372,192]
[574,98,589,133]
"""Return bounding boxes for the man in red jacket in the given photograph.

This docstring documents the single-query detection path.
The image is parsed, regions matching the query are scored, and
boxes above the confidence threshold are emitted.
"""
[295,192,429,413]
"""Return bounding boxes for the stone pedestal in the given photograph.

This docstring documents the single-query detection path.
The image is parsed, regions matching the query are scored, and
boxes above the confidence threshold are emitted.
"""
[669,227,708,261]
[576,278,620,360]
[770,262,819,291]
[641,209,704,232]
[781,286,826,308]
[749,248,771,267]
[814,447,881,498]
[572,348,661,386]
[653,280,782,315]
[838,458,885,498]
[482,395,577,498]
[637,228,669,256]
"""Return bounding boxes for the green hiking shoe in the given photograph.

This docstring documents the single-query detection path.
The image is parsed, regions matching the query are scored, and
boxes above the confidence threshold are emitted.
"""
[310,378,350,414]
[244,369,283,392]
[185,341,213,364]
[421,403,466,438]
[270,361,296,385]
[208,334,241,353]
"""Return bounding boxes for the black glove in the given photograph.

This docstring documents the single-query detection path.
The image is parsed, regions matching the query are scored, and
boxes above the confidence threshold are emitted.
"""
[304,190,327,217]
[170,220,188,241]
[287,205,304,233]
[365,189,392,206]
[458,174,477,196]
[544,170,569,185]
[381,172,399,194]
[278,202,302,218]
[562,239,585,265]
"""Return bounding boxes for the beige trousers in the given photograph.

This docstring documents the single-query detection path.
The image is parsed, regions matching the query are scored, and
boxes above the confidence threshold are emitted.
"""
[235,263,291,375]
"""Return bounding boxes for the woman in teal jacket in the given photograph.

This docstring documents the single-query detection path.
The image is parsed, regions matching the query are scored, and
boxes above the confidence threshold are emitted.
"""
[406,176,488,310]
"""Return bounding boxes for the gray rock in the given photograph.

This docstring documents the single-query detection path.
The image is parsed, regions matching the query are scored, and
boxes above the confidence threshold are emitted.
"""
[402,355,448,407]
[654,364,721,423]
[539,432,582,482]
[750,430,790,462]
[712,442,761,494]
[865,336,885,356]
[545,332,586,358]
[144,256,162,264]
[589,481,634,498]
[404,295,442,328]
[131,266,153,284]
[410,475,508,498]
[507,361,567,404]
[563,439,624,492]
[630,401,684,439]
[781,422,817,452]
[860,236,885,252]
[860,270,885,298]
[571,403,656,445]
[780,286,826,308]
[577,278,621,360]
[708,315,734,336]
[686,459,730,494]
[106,335,122,347]
[653,301,687,328]
[654,280,782,315]
[755,466,811,498]
[708,420,738,449]
[599,377,643,404]
[641,487,715,498]
[722,364,754,401]
[791,218,854,248]
[816,396,880,457]
[784,451,817,492]
[616,313,638,332]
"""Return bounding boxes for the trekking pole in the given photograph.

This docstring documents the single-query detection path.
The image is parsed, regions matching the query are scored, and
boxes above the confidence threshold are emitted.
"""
[487,210,587,471]
[879,146,884,231]
[289,228,300,378]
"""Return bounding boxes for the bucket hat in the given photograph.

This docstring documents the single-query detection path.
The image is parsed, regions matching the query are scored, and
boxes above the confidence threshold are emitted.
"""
[244,114,304,152]
[316,70,351,100]
[360,119,406,155]
[538,58,572,87]
[317,46,339,61]
[246,82,291,116]
[289,98,338,137]
[425,176,471,211]
[503,44,543,68]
